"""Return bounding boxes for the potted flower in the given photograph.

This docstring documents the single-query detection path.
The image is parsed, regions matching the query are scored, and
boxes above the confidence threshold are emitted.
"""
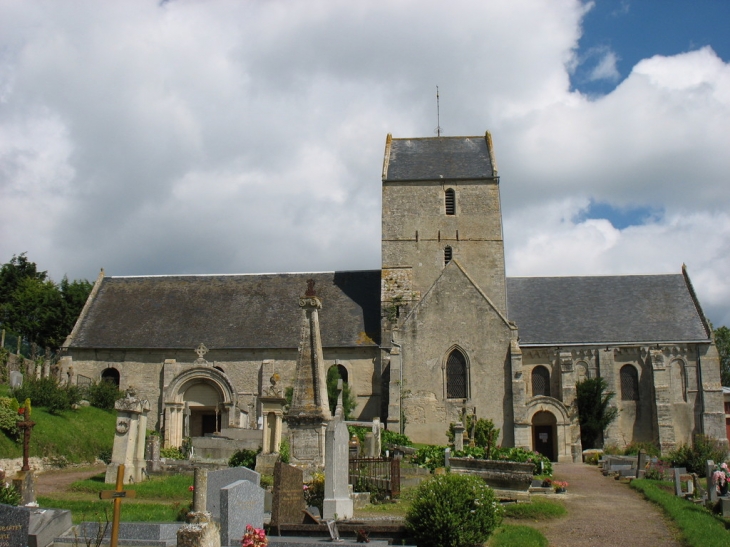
[552,480,568,494]
[242,524,268,547]
[712,463,730,496]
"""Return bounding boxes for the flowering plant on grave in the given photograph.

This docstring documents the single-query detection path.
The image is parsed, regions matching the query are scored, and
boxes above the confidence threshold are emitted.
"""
[712,462,730,492]
[552,480,569,493]
[241,524,268,547]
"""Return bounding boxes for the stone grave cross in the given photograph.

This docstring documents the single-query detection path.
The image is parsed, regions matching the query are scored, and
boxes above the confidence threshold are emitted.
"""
[99,464,137,547]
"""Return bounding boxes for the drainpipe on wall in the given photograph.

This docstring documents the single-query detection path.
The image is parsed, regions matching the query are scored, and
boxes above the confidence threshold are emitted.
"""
[391,338,404,435]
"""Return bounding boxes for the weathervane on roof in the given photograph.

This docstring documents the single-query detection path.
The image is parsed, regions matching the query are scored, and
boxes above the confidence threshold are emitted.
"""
[435,86,442,137]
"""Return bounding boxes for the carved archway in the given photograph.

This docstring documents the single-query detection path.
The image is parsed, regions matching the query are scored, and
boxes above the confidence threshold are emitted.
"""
[163,367,238,448]
[523,396,574,462]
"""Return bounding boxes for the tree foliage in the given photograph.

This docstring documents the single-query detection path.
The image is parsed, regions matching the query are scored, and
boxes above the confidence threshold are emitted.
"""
[715,325,730,386]
[575,377,618,449]
[326,365,357,419]
[0,254,92,352]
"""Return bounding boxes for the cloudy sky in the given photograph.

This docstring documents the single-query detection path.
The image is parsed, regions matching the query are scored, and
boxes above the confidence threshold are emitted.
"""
[1,0,729,327]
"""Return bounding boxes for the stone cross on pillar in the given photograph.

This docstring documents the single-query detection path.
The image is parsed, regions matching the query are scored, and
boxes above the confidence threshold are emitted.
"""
[17,405,36,472]
[12,402,37,505]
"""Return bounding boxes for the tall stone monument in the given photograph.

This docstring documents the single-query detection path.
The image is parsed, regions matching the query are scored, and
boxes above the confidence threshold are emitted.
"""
[323,380,353,519]
[106,387,150,484]
[256,372,288,474]
[285,280,332,472]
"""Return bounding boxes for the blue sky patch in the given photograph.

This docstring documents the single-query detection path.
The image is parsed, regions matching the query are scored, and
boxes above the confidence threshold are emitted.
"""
[571,0,730,96]
[575,200,663,229]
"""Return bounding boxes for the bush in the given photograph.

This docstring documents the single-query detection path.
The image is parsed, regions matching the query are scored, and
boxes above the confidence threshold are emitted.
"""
[492,446,553,477]
[161,446,185,460]
[0,482,21,506]
[11,377,82,414]
[279,439,290,464]
[668,434,728,477]
[576,377,618,449]
[0,397,20,437]
[405,473,503,547]
[304,472,325,515]
[381,429,412,447]
[622,441,660,457]
[229,447,261,469]
[98,447,113,464]
[85,380,124,410]
[411,445,447,471]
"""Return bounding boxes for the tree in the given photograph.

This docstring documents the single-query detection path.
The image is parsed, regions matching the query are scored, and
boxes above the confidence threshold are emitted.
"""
[715,326,730,386]
[326,366,357,419]
[575,377,618,449]
[0,254,92,352]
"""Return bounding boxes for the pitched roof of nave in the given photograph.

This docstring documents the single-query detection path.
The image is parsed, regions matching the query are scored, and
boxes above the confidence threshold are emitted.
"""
[506,274,710,346]
[65,271,382,350]
[383,134,496,181]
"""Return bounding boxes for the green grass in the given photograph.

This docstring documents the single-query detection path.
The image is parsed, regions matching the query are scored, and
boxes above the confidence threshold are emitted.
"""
[0,405,115,463]
[488,525,548,547]
[503,498,567,520]
[631,479,730,547]
[37,497,182,524]
[70,473,193,499]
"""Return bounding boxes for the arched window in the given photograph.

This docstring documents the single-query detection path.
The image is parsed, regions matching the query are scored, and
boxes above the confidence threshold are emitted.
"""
[620,365,640,401]
[531,366,551,397]
[445,188,455,215]
[444,246,453,266]
[446,349,468,399]
[101,367,120,387]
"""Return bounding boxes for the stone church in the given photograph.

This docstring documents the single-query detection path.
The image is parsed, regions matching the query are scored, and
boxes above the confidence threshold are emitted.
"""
[60,132,727,462]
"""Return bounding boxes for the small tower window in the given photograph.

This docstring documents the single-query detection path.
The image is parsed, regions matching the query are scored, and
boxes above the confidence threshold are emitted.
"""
[531,366,551,397]
[444,246,453,265]
[445,188,455,215]
[620,365,639,401]
[446,349,468,399]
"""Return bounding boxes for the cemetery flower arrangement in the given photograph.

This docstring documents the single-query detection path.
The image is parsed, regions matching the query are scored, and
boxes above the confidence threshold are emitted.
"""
[304,472,325,515]
[241,524,268,547]
[644,460,669,481]
[552,480,569,493]
[712,462,730,491]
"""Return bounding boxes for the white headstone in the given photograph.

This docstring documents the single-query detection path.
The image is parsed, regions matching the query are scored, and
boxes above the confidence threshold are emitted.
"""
[9,370,23,389]
[323,381,353,520]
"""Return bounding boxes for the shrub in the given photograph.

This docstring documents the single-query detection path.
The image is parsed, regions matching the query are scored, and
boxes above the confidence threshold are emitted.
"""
[576,377,618,449]
[160,446,185,460]
[0,396,20,437]
[228,447,261,469]
[668,434,728,477]
[12,377,81,414]
[405,473,503,547]
[98,448,113,464]
[85,380,124,410]
[279,439,290,464]
[411,445,447,471]
[304,472,325,515]
[493,446,553,477]
[381,429,412,447]
[622,441,660,457]
[0,482,21,506]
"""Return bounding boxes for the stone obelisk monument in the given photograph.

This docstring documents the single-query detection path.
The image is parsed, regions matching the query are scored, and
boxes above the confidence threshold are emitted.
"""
[285,280,332,474]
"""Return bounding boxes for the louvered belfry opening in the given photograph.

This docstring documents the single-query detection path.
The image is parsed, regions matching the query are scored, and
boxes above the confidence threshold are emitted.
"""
[531,366,551,397]
[620,365,640,401]
[445,188,455,215]
[444,246,453,265]
[446,349,467,399]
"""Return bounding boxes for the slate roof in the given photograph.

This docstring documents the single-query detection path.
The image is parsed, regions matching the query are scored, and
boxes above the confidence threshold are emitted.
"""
[66,271,381,350]
[383,135,495,181]
[506,274,710,345]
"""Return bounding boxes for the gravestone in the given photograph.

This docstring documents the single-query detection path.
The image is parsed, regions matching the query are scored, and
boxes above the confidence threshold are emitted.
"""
[28,507,72,547]
[9,371,23,389]
[672,467,688,497]
[285,282,331,471]
[372,418,382,457]
[453,422,465,452]
[145,435,161,474]
[706,460,718,503]
[636,450,647,479]
[220,479,265,546]
[106,387,150,484]
[206,467,260,519]
[323,381,353,520]
[444,447,451,468]
[0,504,30,547]
[270,462,305,533]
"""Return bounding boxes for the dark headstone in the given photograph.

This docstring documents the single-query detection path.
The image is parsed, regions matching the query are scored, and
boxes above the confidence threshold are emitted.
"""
[0,503,30,547]
[270,462,304,532]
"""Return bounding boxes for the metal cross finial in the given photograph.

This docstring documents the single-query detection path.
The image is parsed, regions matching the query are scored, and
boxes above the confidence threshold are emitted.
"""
[435,86,442,137]
[195,343,208,360]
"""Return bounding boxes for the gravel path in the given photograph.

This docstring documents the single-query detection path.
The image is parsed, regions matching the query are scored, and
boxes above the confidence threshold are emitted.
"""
[529,463,682,547]
[35,463,106,496]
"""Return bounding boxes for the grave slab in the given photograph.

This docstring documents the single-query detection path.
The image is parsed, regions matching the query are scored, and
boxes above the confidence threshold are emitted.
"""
[54,522,183,547]
[28,507,72,547]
